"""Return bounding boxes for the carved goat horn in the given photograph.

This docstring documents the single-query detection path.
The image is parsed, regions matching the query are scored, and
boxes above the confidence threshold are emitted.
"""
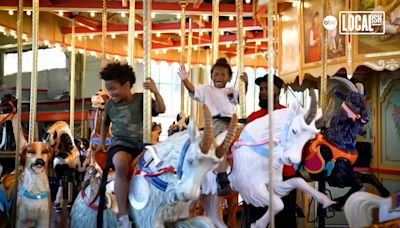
[304,89,318,125]
[355,83,364,95]
[215,114,238,158]
[200,105,214,154]
[315,97,335,129]
[330,76,358,93]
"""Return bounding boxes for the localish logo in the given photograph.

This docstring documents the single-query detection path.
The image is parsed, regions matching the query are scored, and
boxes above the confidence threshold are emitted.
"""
[339,11,385,35]
[323,15,338,30]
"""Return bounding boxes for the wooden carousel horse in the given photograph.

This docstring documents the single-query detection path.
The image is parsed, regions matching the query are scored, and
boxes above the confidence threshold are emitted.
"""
[201,90,335,228]
[344,191,400,228]
[297,77,390,210]
[45,121,90,211]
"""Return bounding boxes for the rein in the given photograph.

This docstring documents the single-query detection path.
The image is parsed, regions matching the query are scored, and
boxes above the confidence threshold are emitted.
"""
[136,139,191,191]
[232,114,296,157]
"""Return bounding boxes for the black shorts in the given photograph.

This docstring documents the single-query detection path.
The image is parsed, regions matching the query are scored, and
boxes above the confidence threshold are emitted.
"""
[107,145,142,169]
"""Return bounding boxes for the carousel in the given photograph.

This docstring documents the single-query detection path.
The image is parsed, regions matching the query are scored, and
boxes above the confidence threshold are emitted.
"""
[0,0,399,227]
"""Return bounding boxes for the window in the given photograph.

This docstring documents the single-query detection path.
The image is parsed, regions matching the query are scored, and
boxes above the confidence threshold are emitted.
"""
[3,48,66,76]
[152,61,182,141]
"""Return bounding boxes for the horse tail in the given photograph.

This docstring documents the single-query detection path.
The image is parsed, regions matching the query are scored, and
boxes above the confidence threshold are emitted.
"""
[344,191,382,228]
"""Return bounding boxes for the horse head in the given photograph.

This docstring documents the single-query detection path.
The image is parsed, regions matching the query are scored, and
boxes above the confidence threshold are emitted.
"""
[46,121,89,172]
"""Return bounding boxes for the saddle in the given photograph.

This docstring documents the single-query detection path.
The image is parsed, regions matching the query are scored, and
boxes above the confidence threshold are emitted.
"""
[303,133,358,176]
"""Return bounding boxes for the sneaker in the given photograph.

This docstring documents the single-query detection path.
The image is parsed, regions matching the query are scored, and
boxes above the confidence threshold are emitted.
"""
[118,214,131,228]
[216,172,232,196]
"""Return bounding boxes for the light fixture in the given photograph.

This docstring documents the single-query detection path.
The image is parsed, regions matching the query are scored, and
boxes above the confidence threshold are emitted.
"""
[162,49,167,54]
[26,10,31,16]
[220,30,224,36]
[202,15,208,21]
[245,0,251,3]
[77,35,83,40]
[226,43,230,48]
[120,12,126,18]
[111,34,116,39]
[89,34,94,39]
[176,13,181,19]
[22,34,28,41]
[43,40,50,46]
[8,10,14,16]
[256,40,261,46]
[292,2,297,7]
[199,31,203,36]
[178,31,182,36]
[178,47,182,53]
[90,11,96,17]
[0,26,5,33]
[229,15,234,21]
[134,33,138,38]
[151,12,156,19]
[156,32,161,38]
[194,46,198,51]
[58,11,64,16]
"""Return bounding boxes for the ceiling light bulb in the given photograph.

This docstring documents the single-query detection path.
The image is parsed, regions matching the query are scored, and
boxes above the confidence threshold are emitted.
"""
[245,0,251,3]
[151,12,156,19]
[156,32,161,38]
[220,31,224,35]
[176,13,181,19]
[202,15,208,21]
[77,35,83,40]
[121,12,126,18]
[256,41,261,46]
[226,43,230,48]
[134,33,138,38]
[8,10,14,16]
[58,11,64,16]
[90,11,96,17]
[26,10,31,16]
[111,34,116,39]
[89,34,94,39]
[229,15,234,21]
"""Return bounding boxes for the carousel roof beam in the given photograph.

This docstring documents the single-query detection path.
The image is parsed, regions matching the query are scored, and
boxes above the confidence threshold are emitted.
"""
[62,19,261,35]
[151,35,269,51]
[0,1,253,16]
[74,16,97,31]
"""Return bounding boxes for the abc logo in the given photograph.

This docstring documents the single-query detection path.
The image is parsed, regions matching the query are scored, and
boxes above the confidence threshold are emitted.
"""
[323,16,337,30]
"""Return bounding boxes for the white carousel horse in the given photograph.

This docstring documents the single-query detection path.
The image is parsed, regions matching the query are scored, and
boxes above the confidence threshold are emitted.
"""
[344,191,400,228]
[200,90,336,228]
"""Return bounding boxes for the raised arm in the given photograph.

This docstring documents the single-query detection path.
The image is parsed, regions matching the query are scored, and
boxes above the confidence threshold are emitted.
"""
[143,77,166,113]
[179,67,195,94]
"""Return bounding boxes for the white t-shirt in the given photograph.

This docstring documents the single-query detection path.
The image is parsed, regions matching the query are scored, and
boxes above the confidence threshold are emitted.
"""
[190,84,239,117]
